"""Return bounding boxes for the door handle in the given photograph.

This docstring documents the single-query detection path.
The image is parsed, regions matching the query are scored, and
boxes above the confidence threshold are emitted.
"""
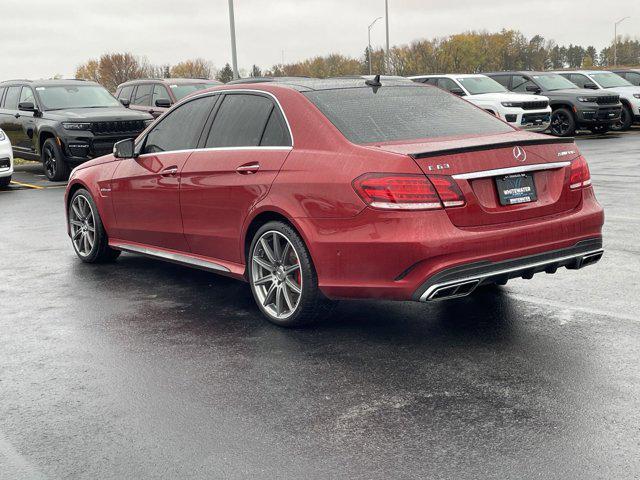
[161,166,179,176]
[236,162,260,174]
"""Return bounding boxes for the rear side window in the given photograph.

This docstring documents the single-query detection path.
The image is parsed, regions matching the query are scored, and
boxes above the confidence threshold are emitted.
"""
[303,85,513,144]
[3,86,22,110]
[260,108,291,146]
[133,84,153,106]
[205,94,278,148]
[118,85,134,101]
[143,95,217,154]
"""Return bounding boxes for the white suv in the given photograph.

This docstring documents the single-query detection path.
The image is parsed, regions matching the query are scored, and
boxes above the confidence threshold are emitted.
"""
[410,74,552,132]
[556,70,640,130]
[0,128,13,188]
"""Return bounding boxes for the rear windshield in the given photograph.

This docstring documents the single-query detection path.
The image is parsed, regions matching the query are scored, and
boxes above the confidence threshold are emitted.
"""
[303,85,513,144]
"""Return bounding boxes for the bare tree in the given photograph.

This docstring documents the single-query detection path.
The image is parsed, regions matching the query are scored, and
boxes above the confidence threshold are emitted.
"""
[76,53,149,92]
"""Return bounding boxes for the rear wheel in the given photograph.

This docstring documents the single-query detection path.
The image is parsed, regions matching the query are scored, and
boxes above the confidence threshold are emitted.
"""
[248,221,333,327]
[68,189,120,263]
[549,108,576,137]
[611,104,633,131]
[42,138,69,181]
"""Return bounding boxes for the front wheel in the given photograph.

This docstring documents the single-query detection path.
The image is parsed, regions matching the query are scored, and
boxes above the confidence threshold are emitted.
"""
[248,221,333,327]
[548,108,576,137]
[611,105,633,131]
[42,138,69,181]
[68,188,120,263]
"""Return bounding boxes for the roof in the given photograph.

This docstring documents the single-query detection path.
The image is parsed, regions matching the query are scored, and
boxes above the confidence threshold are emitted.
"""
[554,70,614,75]
[225,77,420,92]
[117,78,221,87]
[0,79,98,87]
[409,73,489,79]
[483,71,551,76]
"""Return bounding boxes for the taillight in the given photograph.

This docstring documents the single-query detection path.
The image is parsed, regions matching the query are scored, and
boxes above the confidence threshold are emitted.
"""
[429,175,466,207]
[353,173,441,210]
[569,157,592,189]
[352,173,465,210]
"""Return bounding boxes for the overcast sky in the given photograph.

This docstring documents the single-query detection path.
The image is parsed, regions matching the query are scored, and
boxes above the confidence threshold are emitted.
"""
[0,0,638,79]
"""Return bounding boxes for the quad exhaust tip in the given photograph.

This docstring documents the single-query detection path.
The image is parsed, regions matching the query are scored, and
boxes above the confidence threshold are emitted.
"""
[422,249,603,302]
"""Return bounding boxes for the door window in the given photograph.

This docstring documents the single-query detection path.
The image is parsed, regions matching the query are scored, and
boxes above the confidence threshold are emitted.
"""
[205,94,279,148]
[491,75,511,89]
[133,84,153,106]
[512,75,536,93]
[152,85,171,106]
[569,74,591,89]
[436,78,459,92]
[143,95,217,154]
[3,86,22,110]
[118,85,134,101]
[0,87,5,106]
[19,87,35,105]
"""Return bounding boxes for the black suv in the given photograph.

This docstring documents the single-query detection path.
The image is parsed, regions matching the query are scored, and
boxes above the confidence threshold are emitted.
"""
[484,71,622,136]
[0,79,153,181]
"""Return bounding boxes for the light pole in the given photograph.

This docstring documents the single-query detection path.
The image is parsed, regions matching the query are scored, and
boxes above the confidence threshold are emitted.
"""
[228,0,239,79]
[385,0,390,73]
[614,16,630,66]
[368,16,383,75]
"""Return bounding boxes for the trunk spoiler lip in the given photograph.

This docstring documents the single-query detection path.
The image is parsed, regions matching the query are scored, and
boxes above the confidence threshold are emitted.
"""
[409,137,576,159]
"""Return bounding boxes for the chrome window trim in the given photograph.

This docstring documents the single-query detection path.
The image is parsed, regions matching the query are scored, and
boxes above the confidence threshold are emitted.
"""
[111,242,230,273]
[138,88,295,154]
[452,161,570,180]
[135,145,293,159]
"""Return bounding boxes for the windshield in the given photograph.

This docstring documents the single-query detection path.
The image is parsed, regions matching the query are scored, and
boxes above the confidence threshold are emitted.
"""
[169,83,219,100]
[590,72,632,88]
[532,74,578,91]
[36,85,121,110]
[457,76,507,94]
[303,86,513,144]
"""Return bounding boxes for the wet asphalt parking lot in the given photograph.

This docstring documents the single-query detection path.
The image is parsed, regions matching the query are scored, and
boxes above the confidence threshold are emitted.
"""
[1,130,639,479]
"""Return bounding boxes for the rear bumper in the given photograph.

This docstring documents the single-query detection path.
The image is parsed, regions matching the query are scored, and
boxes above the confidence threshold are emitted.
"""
[303,187,604,301]
[413,238,602,301]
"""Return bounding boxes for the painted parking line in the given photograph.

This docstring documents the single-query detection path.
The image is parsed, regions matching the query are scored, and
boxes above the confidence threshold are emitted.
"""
[9,180,44,190]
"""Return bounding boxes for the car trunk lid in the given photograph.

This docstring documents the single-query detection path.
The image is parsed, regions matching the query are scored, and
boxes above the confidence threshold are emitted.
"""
[371,132,583,227]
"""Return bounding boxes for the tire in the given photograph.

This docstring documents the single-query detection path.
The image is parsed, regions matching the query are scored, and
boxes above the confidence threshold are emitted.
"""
[68,188,120,263]
[0,176,10,188]
[548,108,576,137]
[611,104,633,131]
[589,125,610,135]
[248,221,333,327]
[42,138,69,181]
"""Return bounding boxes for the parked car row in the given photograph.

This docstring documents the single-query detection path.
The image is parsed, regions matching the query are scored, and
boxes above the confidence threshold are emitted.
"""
[64,77,604,326]
[1,69,638,185]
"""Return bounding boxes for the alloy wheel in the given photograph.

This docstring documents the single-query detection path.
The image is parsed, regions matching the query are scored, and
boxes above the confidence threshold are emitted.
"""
[251,230,302,320]
[69,195,96,257]
[550,111,570,136]
[43,144,57,179]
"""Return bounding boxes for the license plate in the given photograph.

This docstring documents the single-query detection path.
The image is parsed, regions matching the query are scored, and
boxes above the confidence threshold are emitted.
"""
[495,173,537,206]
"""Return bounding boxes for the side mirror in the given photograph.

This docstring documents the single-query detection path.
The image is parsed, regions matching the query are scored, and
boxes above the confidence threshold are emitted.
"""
[584,83,599,90]
[525,85,541,93]
[155,98,172,108]
[113,138,136,159]
[450,88,466,96]
[18,102,36,112]
[120,98,131,107]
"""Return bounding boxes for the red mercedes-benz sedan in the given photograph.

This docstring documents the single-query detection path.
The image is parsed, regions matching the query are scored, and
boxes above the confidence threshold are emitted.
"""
[64,78,604,326]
